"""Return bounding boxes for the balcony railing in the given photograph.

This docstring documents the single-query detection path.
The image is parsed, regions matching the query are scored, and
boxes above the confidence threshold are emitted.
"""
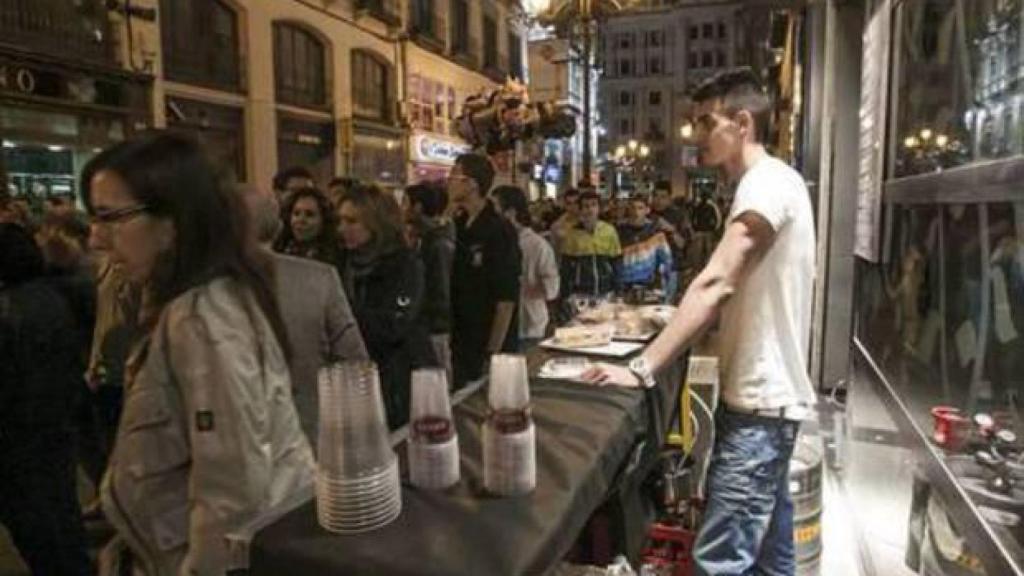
[354,0,401,28]
[0,0,114,65]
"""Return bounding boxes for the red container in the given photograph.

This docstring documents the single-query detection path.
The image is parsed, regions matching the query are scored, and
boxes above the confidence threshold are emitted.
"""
[931,406,971,451]
[642,523,696,576]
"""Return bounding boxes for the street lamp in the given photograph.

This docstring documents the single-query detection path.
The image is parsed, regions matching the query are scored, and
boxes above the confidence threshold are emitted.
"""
[680,123,694,140]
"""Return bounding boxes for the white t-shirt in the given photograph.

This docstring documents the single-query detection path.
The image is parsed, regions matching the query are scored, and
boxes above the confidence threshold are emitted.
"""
[717,155,816,418]
[518,227,560,339]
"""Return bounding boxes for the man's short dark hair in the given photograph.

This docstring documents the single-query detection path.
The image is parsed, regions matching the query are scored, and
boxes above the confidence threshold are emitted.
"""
[406,182,448,217]
[630,194,650,206]
[454,153,495,197]
[273,166,313,191]
[692,67,772,142]
[563,187,581,205]
[491,185,531,227]
[579,190,600,205]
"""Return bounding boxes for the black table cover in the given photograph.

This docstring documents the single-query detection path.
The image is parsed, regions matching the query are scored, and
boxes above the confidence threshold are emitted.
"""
[249,353,685,576]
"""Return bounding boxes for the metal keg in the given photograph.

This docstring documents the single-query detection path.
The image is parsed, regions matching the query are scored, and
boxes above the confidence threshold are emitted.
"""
[790,436,824,575]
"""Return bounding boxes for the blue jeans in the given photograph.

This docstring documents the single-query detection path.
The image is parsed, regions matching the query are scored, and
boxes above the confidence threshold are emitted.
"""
[694,408,801,576]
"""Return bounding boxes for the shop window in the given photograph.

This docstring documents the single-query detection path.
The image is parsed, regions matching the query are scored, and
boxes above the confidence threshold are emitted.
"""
[165,96,246,180]
[451,0,470,54]
[352,50,392,122]
[277,114,335,185]
[892,1,1024,178]
[483,13,499,69]
[409,73,455,134]
[273,23,328,109]
[160,0,241,92]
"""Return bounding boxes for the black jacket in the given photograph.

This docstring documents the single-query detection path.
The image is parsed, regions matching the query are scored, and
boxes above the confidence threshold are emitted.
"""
[415,217,456,335]
[0,279,84,434]
[340,247,436,429]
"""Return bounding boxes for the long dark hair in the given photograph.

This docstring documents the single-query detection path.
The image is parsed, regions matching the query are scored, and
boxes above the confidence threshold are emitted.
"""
[273,186,340,264]
[81,131,291,356]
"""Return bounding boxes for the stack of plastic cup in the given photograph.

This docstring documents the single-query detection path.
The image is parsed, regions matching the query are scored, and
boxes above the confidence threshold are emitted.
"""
[482,354,536,496]
[408,368,461,490]
[316,361,402,534]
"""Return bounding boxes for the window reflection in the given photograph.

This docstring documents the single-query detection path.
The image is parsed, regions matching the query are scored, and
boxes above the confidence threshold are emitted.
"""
[894,0,1024,177]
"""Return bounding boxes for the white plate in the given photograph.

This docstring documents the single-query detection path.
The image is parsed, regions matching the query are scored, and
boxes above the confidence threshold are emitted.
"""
[539,337,645,358]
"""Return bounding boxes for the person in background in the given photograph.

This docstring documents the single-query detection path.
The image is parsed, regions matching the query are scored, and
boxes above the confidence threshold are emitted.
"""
[617,194,675,301]
[549,187,581,255]
[81,254,141,518]
[585,68,816,576]
[327,176,360,209]
[84,132,314,575]
[404,181,456,383]
[492,185,559,349]
[274,187,341,267]
[652,181,689,280]
[448,153,521,388]
[337,184,435,429]
[240,183,368,448]
[560,190,622,300]
[36,211,96,348]
[0,223,92,576]
[272,166,315,205]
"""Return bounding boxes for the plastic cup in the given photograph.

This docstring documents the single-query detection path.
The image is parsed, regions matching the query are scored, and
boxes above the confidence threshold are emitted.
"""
[317,361,394,480]
[488,354,530,411]
[410,368,454,422]
[408,368,460,490]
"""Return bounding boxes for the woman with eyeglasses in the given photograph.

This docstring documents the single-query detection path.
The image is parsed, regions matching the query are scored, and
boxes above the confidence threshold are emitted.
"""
[83,132,314,576]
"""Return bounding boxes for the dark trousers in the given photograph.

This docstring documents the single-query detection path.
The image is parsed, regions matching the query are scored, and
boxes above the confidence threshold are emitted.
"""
[0,428,93,576]
[76,386,123,487]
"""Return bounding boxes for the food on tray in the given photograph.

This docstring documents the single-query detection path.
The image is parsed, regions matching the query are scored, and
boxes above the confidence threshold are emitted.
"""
[639,305,675,328]
[553,324,614,348]
[538,357,592,380]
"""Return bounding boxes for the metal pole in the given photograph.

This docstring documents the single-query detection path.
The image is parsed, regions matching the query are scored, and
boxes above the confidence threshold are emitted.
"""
[582,19,593,185]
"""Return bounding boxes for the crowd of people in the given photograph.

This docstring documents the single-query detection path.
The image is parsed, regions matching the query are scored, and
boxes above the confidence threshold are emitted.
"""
[1,67,817,576]
[0,132,722,576]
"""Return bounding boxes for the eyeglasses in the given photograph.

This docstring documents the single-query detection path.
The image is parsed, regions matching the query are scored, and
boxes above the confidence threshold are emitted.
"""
[89,204,149,226]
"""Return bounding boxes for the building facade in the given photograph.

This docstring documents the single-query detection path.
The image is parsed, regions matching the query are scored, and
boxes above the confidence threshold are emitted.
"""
[526,33,599,197]
[1,0,527,202]
[598,0,741,197]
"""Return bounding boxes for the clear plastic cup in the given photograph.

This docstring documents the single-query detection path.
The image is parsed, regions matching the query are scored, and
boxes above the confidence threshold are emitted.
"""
[317,361,394,479]
[409,368,461,490]
[488,354,530,411]
[315,362,402,534]
[410,368,453,422]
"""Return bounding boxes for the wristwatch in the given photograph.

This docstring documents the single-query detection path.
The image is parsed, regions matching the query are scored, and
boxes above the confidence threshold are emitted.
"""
[628,355,657,389]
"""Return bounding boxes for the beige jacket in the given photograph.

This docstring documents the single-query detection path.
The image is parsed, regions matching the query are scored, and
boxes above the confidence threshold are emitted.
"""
[100,277,315,576]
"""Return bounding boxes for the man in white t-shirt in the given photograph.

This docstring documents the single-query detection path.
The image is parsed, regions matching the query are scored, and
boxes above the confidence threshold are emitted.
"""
[585,68,816,575]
